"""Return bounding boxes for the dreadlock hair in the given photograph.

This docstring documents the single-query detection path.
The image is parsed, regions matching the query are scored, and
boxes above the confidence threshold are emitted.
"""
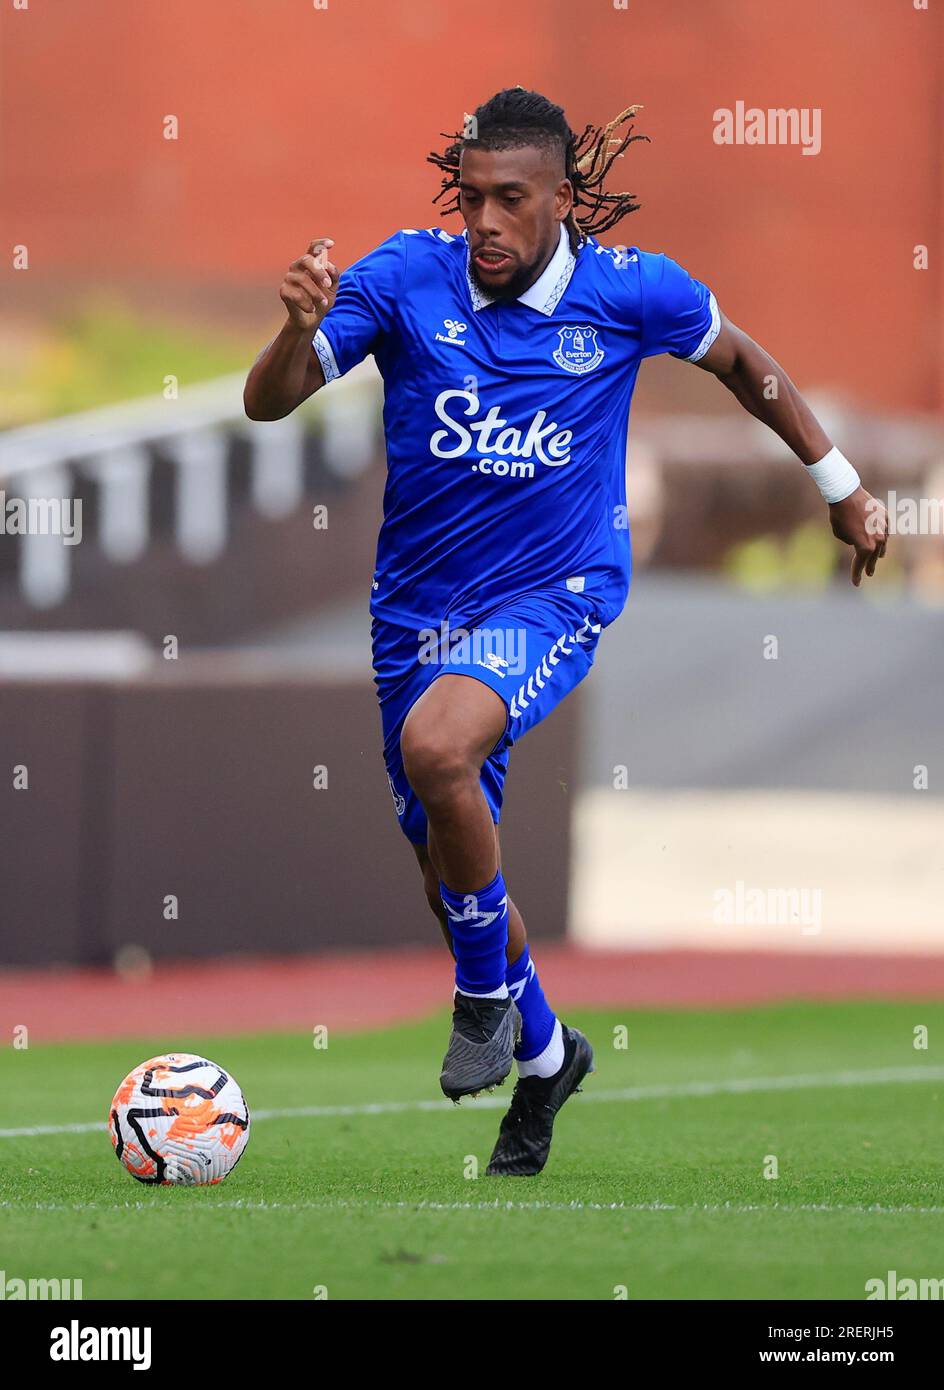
[427,88,649,253]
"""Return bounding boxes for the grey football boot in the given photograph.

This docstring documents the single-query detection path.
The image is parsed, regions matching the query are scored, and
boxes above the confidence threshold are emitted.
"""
[440,993,521,1102]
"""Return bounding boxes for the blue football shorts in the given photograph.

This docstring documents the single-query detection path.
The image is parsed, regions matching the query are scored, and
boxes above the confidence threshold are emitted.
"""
[370,586,606,846]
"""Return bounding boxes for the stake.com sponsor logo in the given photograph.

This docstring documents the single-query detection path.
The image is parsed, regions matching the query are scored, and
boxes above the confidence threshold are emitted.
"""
[430,389,573,475]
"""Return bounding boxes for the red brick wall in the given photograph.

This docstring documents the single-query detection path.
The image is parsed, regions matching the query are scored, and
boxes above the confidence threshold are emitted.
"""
[2,0,941,410]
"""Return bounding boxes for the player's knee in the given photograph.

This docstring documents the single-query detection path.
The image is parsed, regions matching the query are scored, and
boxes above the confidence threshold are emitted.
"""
[400,718,475,800]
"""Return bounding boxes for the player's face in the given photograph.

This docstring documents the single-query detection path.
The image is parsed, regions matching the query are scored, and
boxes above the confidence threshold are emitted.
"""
[459,145,572,302]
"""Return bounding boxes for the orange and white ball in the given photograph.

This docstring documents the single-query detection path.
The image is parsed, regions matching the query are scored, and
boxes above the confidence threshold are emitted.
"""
[108,1053,250,1185]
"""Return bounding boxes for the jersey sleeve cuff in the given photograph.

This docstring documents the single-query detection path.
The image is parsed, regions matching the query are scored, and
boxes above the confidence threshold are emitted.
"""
[681,292,721,363]
[313,326,341,383]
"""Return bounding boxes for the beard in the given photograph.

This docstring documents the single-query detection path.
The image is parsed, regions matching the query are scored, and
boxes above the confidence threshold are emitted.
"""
[469,249,547,303]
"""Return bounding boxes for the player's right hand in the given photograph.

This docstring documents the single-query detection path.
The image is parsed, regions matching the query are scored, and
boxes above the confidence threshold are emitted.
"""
[828,485,889,587]
[279,238,339,333]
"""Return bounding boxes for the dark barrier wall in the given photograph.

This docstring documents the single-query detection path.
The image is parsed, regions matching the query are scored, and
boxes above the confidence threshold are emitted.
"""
[0,664,576,967]
[0,439,387,638]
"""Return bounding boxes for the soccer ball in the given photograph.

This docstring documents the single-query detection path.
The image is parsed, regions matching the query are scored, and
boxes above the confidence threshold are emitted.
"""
[108,1053,250,1185]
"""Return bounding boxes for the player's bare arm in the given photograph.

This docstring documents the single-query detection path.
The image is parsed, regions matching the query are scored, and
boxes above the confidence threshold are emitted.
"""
[243,238,339,420]
[696,316,889,586]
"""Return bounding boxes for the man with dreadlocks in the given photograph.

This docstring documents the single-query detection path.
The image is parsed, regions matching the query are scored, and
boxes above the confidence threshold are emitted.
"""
[245,88,887,1176]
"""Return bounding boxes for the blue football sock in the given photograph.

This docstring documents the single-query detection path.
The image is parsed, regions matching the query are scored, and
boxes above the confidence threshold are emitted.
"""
[440,870,510,997]
[506,945,558,1063]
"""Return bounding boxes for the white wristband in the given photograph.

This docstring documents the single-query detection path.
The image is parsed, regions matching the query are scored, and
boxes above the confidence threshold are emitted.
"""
[806,446,860,504]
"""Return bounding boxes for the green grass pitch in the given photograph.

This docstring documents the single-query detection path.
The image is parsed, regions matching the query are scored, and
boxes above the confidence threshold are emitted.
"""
[1,1001,941,1300]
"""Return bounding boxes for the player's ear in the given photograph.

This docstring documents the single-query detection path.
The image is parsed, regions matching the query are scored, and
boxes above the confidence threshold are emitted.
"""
[555,178,574,219]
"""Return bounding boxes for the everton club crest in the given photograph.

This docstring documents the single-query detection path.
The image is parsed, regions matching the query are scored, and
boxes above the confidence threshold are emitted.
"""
[553,325,604,375]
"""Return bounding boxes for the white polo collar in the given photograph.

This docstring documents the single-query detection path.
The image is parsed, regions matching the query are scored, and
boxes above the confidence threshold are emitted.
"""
[466,222,576,315]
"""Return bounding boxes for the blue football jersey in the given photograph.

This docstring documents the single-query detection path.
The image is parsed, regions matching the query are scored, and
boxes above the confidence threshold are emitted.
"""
[313,224,719,629]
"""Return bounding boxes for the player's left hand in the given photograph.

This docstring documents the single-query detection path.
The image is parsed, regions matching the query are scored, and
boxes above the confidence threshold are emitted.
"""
[828,486,888,586]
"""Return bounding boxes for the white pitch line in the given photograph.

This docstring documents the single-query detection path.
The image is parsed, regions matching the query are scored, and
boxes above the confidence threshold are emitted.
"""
[2,1198,943,1217]
[0,1063,941,1140]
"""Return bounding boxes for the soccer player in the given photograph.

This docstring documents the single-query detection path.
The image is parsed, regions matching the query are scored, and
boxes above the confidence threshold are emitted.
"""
[244,88,887,1176]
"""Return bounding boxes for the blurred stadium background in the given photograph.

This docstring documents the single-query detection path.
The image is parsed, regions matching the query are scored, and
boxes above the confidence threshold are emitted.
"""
[1,0,942,1025]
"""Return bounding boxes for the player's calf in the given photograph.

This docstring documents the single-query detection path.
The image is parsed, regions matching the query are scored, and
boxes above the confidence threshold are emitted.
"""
[438,868,519,1100]
[402,679,521,1098]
